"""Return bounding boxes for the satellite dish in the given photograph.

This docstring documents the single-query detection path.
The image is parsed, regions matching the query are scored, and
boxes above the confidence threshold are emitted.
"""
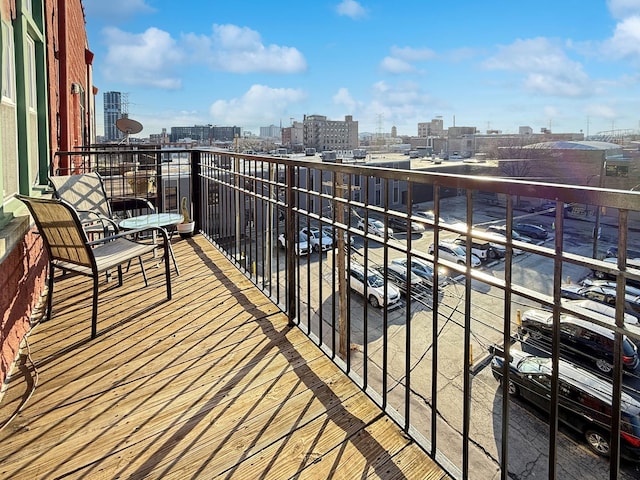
[116,117,143,135]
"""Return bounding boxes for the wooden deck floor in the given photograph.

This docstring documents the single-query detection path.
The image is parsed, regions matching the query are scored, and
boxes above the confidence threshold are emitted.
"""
[0,235,449,479]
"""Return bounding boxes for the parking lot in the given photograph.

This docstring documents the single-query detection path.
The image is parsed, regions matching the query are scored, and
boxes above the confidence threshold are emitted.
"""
[267,194,640,478]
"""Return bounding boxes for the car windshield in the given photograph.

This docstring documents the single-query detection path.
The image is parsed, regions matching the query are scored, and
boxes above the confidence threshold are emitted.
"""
[518,356,552,374]
[372,220,384,229]
[298,233,308,242]
[450,244,467,256]
[367,272,385,288]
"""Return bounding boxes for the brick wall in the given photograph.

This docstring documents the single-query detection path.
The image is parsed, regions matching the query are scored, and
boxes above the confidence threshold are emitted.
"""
[0,229,47,384]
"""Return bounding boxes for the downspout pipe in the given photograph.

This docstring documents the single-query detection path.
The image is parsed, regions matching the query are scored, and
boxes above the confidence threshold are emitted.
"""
[57,0,69,173]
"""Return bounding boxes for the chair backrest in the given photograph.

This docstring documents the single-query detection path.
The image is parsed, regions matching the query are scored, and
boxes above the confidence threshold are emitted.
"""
[18,195,94,268]
[49,173,112,220]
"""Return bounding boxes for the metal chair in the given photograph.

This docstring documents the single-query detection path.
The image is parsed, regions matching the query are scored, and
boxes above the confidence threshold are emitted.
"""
[49,172,155,236]
[18,195,172,339]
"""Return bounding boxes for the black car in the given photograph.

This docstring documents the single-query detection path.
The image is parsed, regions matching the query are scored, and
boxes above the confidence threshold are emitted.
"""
[605,246,640,259]
[375,263,431,298]
[561,283,640,318]
[490,347,640,460]
[513,223,548,240]
[592,256,640,287]
[519,308,639,374]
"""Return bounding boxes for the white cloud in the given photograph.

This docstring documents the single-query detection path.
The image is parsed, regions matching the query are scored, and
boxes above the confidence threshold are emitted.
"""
[584,103,617,119]
[333,88,359,112]
[380,46,435,74]
[607,0,640,19]
[389,46,436,62]
[102,27,185,89]
[202,24,307,74]
[84,0,154,22]
[483,38,591,97]
[602,16,640,58]
[380,57,416,74]
[209,85,307,126]
[336,0,367,19]
[100,23,307,89]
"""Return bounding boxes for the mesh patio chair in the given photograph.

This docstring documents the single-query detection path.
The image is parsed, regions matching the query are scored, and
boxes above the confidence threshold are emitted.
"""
[18,195,172,339]
[49,172,155,237]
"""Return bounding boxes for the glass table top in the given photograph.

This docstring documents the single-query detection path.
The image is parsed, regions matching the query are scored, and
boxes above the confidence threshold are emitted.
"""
[119,213,184,230]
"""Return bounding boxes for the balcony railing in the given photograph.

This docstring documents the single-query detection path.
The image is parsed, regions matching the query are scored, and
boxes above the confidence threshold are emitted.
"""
[52,147,640,479]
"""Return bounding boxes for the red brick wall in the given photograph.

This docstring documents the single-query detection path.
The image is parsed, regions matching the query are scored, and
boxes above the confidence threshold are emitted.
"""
[46,0,90,173]
[0,230,47,384]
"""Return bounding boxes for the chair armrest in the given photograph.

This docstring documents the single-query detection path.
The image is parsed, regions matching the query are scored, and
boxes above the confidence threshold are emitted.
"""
[76,209,120,234]
[109,196,156,213]
[87,226,169,246]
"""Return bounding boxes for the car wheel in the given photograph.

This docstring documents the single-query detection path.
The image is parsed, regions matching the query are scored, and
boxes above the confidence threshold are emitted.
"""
[595,359,613,374]
[506,379,519,396]
[594,270,606,279]
[369,295,380,308]
[585,429,610,457]
[313,244,319,253]
[489,250,498,259]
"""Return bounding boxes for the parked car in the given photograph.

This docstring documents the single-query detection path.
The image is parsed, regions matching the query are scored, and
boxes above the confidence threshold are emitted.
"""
[519,308,639,374]
[357,218,393,238]
[388,216,426,233]
[391,257,448,288]
[321,225,355,246]
[527,201,571,217]
[428,241,481,268]
[413,210,446,227]
[453,233,506,261]
[605,246,640,259]
[490,347,640,460]
[277,232,309,256]
[581,278,640,297]
[592,256,640,287]
[561,283,640,318]
[375,263,430,297]
[301,227,333,252]
[562,298,638,325]
[513,223,548,240]
[487,225,531,244]
[349,262,401,308]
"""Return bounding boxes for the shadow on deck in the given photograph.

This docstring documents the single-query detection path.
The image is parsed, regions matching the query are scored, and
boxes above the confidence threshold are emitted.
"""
[0,235,449,479]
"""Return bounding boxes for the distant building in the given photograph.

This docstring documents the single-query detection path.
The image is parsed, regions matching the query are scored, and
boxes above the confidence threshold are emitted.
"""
[103,91,124,142]
[260,124,281,139]
[303,114,359,151]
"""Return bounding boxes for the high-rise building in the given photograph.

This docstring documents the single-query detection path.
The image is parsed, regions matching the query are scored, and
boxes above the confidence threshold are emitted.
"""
[103,91,123,142]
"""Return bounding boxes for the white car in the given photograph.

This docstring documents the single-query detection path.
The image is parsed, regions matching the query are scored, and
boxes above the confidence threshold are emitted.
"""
[428,241,481,267]
[277,232,310,256]
[321,225,355,246]
[357,218,393,238]
[301,227,333,252]
[349,262,401,308]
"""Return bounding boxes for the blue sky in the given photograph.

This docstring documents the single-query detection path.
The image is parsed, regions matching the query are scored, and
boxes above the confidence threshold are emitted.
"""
[84,0,640,139]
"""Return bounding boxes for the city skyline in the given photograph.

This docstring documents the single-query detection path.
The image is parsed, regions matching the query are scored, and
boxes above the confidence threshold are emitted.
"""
[85,0,640,138]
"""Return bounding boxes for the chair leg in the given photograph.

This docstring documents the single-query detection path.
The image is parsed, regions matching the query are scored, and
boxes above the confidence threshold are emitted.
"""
[45,262,55,322]
[138,257,149,286]
[163,242,172,300]
[117,265,123,286]
[91,275,99,339]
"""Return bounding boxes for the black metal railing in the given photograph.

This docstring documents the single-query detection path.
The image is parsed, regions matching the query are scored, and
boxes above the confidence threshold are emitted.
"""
[194,149,640,480]
[52,146,640,479]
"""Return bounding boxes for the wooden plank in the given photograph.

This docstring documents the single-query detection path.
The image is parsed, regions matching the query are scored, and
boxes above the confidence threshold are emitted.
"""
[0,235,448,480]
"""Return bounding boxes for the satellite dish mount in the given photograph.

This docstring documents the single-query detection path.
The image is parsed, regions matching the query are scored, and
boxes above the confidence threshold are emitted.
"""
[116,115,143,144]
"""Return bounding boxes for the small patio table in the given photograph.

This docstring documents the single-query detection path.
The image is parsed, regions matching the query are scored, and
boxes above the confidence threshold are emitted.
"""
[119,213,183,275]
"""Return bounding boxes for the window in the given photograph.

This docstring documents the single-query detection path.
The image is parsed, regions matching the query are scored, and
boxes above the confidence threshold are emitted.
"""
[1,22,15,101]
[26,37,36,110]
